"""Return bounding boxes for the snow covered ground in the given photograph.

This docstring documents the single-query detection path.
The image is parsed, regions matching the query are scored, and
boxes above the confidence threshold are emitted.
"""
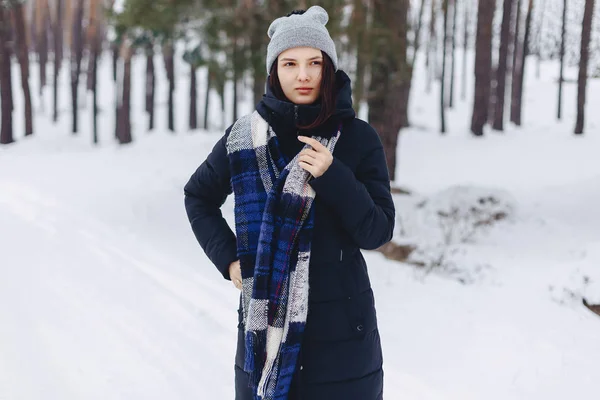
[1,51,599,399]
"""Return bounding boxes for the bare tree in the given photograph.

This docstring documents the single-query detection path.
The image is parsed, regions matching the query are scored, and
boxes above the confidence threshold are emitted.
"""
[449,0,458,108]
[510,0,534,126]
[471,0,496,136]
[116,39,133,144]
[510,0,523,122]
[492,0,515,131]
[11,2,34,136]
[575,0,596,134]
[53,0,63,123]
[0,6,14,144]
[368,0,411,181]
[145,43,155,131]
[163,41,175,132]
[441,0,449,133]
[189,61,198,130]
[426,0,437,93]
[35,0,50,97]
[557,0,567,120]
[461,0,469,101]
[70,0,84,134]
[88,0,101,144]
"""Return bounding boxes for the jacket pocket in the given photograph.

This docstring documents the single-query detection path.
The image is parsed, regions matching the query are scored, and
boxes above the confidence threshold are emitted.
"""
[304,288,378,342]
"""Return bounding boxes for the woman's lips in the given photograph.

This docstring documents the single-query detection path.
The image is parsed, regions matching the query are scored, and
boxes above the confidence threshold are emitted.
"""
[296,88,313,94]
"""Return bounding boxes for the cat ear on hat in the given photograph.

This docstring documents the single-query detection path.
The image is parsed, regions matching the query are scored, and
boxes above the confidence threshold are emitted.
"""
[304,5,329,25]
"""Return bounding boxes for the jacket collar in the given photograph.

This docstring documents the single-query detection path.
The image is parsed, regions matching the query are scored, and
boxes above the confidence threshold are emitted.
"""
[256,70,356,139]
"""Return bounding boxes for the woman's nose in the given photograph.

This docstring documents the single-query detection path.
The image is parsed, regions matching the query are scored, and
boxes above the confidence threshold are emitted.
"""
[297,67,310,81]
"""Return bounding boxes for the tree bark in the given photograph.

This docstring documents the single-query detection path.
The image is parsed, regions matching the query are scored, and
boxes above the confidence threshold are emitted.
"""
[557,0,567,120]
[367,0,410,181]
[426,0,437,94]
[145,45,155,131]
[510,0,523,124]
[12,4,34,136]
[163,42,175,132]
[203,65,211,130]
[70,0,84,134]
[53,0,63,123]
[440,0,449,133]
[471,0,496,136]
[461,0,469,101]
[117,40,132,144]
[232,34,239,124]
[88,0,100,144]
[449,0,458,109]
[492,0,515,131]
[0,8,14,145]
[189,64,197,130]
[37,0,49,96]
[511,0,533,126]
[352,0,368,116]
[574,0,595,134]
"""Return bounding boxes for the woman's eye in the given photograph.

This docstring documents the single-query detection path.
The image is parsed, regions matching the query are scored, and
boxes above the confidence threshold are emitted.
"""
[284,62,295,67]
[312,61,322,65]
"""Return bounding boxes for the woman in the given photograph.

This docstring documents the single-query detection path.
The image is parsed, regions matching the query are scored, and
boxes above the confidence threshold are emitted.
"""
[184,6,395,400]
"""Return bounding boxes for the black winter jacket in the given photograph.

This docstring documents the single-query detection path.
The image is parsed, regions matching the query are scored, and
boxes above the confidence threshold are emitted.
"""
[184,70,395,400]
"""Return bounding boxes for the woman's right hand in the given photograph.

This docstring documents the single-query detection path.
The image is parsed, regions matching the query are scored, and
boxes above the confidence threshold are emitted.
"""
[229,260,242,291]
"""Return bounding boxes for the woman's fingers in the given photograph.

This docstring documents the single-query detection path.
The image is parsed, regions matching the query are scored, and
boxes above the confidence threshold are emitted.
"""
[297,135,328,153]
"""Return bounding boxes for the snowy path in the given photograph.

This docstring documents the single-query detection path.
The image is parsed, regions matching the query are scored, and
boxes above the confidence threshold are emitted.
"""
[0,181,237,399]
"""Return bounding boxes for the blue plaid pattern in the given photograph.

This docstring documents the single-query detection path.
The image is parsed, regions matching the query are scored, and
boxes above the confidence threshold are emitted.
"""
[226,112,341,399]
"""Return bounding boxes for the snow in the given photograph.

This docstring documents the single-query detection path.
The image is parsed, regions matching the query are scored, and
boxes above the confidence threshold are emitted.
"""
[1,47,600,399]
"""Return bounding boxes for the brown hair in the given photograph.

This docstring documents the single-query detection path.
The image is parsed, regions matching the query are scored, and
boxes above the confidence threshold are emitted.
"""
[268,51,337,130]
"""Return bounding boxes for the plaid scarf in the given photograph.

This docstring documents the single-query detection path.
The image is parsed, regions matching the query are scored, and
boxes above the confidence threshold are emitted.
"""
[226,111,341,399]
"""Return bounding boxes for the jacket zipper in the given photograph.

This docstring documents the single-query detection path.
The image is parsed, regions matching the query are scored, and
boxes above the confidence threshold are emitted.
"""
[340,249,343,261]
[294,105,298,126]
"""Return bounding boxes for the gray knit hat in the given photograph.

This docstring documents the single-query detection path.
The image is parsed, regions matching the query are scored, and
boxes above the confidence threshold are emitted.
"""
[266,5,339,74]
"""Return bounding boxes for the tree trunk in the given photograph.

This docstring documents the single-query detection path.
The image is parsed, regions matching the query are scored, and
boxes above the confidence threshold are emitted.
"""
[352,0,368,116]
[249,8,266,109]
[367,0,410,182]
[426,0,437,94]
[203,66,211,130]
[145,46,155,131]
[440,0,449,133]
[471,0,496,136]
[557,0,567,120]
[117,40,132,144]
[70,0,84,134]
[449,0,458,109]
[189,64,197,130]
[163,42,175,132]
[91,43,98,144]
[53,0,63,123]
[492,0,514,131]
[12,4,34,136]
[0,8,14,145]
[461,0,469,101]
[536,0,546,79]
[511,0,533,126]
[88,0,100,144]
[510,0,523,124]
[37,0,49,96]
[574,0,595,134]
[112,41,118,82]
[232,35,239,124]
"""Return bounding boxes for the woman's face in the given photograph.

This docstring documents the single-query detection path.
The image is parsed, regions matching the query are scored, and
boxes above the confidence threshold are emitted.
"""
[276,47,323,105]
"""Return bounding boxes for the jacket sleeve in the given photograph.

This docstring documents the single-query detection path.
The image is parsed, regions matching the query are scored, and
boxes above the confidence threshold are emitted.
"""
[184,129,238,280]
[308,124,395,250]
